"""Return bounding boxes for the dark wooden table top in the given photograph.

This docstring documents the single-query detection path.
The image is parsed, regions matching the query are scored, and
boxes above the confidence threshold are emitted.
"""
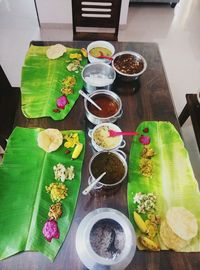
[1,41,200,270]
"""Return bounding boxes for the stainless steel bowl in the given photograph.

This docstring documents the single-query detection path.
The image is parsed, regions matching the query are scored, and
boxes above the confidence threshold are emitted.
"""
[84,90,123,125]
[76,208,136,270]
[88,150,127,190]
[112,51,147,81]
[82,63,116,93]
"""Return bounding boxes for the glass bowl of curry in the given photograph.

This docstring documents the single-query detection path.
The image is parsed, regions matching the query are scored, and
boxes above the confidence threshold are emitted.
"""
[88,150,127,190]
[112,51,147,81]
[84,90,123,125]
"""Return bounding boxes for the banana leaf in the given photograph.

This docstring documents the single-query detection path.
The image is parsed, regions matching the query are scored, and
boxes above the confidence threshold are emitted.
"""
[128,121,200,251]
[0,126,85,261]
[21,45,87,120]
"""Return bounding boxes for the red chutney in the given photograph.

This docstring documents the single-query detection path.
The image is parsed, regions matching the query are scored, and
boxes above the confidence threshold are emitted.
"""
[88,95,119,118]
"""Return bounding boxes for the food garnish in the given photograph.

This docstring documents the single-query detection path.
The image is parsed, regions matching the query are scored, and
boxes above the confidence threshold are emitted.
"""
[48,202,62,220]
[37,128,63,153]
[46,44,66,60]
[133,192,157,214]
[53,163,75,182]
[72,143,83,159]
[46,182,68,202]
[64,133,79,148]
[139,135,150,145]
[42,220,60,242]
[56,95,69,109]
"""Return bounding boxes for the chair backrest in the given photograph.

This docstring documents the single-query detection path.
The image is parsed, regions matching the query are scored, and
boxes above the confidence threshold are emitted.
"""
[72,0,122,41]
[0,65,20,145]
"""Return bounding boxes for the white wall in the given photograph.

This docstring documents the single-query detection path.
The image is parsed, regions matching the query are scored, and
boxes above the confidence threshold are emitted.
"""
[36,0,129,25]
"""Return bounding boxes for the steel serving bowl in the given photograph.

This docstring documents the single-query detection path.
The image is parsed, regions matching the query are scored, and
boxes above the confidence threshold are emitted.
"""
[112,51,147,81]
[84,90,123,125]
[76,208,136,270]
[82,63,116,93]
[87,40,115,64]
[88,150,127,190]
[88,122,126,152]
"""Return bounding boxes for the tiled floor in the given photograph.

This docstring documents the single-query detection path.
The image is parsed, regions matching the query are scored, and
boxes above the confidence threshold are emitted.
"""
[0,0,200,179]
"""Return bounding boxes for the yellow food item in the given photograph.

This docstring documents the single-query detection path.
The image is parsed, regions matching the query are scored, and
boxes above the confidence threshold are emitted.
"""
[166,207,198,241]
[69,53,82,60]
[139,236,160,251]
[141,146,156,158]
[133,211,147,233]
[64,133,79,148]
[48,202,62,220]
[139,158,153,177]
[61,87,73,95]
[37,129,63,153]
[72,143,83,159]
[160,220,189,251]
[81,48,87,57]
[46,182,68,202]
[62,76,76,87]
[46,44,66,59]
[93,126,121,149]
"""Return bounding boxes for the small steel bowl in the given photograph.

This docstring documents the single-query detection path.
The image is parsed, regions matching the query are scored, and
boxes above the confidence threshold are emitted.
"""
[82,63,116,93]
[88,122,126,152]
[112,51,147,81]
[87,40,115,64]
[84,90,123,125]
[88,150,127,190]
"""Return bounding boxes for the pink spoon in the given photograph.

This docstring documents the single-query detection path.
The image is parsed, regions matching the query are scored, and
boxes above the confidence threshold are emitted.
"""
[97,51,113,61]
[108,130,139,137]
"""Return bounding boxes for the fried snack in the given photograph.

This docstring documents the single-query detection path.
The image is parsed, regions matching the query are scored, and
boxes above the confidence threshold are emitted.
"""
[166,207,198,241]
[46,44,66,59]
[160,220,189,251]
[37,128,63,153]
[48,202,62,220]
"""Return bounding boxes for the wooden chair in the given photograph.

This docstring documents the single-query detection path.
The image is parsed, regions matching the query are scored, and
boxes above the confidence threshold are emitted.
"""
[178,94,200,152]
[0,65,20,150]
[72,0,122,41]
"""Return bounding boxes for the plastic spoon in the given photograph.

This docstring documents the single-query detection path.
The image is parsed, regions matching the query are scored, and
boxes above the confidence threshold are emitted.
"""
[108,130,139,137]
[79,90,102,111]
[97,51,113,61]
[82,172,106,195]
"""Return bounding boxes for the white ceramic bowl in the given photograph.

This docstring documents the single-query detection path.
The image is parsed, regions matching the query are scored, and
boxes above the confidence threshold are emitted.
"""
[87,40,115,64]
[88,122,126,152]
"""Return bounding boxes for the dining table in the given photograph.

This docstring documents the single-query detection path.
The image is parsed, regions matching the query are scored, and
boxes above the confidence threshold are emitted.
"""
[1,40,200,270]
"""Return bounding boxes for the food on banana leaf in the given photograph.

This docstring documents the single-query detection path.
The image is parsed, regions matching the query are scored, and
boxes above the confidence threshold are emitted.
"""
[61,76,76,95]
[46,44,66,59]
[48,202,62,220]
[139,135,150,145]
[42,220,60,242]
[72,143,83,159]
[64,133,79,148]
[133,192,157,214]
[160,220,189,250]
[166,207,198,241]
[66,60,81,72]
[141,146,155,159]
[56,95,69,109]
[139,236,160,251]
[81,48,87,57]
[69,53,82,60]
[53,163,75,182]
[133,211,147,233]
[46,182,68,202]
[37,128,63,153]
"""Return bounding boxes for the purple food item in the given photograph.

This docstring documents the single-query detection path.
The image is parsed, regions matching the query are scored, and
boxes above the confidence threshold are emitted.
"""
[42,219,60,242]
[139,135,151,145]
[56,95,69,109]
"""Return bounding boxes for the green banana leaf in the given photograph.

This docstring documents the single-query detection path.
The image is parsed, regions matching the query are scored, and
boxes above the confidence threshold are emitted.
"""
[21,45,87,120]
[0,126,85,261]
[128,121,200,251]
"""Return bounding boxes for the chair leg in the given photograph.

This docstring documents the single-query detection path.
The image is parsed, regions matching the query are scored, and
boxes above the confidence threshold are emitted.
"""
[178,103,189,126]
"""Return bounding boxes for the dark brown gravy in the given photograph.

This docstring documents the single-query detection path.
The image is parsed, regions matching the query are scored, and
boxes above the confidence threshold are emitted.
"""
[91,152,125,185]
[88,95,119,118]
